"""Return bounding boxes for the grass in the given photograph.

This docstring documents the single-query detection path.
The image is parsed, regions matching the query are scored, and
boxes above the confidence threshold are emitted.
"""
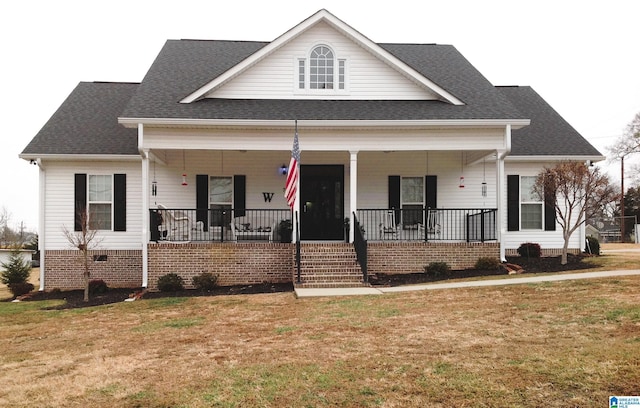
[0,244,638,407]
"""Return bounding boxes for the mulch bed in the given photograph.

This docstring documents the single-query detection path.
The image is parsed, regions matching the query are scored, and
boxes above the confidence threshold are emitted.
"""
[5,254,595,309]
[10,282,294,310]
[370,253,596,286]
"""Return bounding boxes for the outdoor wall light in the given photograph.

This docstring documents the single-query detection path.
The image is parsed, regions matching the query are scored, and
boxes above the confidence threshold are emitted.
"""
[279,164,288,175]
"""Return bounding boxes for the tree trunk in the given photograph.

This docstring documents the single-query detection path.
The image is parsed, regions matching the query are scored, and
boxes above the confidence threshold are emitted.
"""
[561,239,570,265]
[83,251,90,302]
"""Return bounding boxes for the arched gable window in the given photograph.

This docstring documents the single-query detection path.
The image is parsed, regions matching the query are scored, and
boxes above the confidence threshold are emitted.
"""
[310,45,334,89]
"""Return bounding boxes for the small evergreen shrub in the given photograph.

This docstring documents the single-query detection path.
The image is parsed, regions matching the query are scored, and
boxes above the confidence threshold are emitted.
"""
[585,236,600,256]
[424,262,450,277]
[517,242,541,258]
[1,248,32,286]
[1,248,33,297]
[157,273,185,292]
[8,282,34,297]
[475,257,500,270]
[88,279,108,294]
[192,272,219,291]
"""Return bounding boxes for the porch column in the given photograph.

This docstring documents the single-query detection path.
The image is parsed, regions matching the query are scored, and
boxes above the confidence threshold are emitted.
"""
[496,124,512,262]
[349,150,358,243]
[140,134,149,287]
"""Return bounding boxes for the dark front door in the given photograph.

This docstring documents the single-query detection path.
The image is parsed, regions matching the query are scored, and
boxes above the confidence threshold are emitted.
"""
[300,165,344,240]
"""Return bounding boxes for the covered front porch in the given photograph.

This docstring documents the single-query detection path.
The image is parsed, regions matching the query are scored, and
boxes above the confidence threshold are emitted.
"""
[136,120,520,288]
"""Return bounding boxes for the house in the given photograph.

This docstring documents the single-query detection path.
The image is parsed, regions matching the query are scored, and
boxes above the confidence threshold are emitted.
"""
[20,10,603,291]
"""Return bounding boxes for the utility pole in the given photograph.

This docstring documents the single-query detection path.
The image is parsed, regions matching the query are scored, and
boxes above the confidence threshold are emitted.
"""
[621,155,625,243]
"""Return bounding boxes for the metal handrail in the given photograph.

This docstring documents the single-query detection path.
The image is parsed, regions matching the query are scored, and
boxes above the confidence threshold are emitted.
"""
[356,208,498,242]
[352,212,368,283]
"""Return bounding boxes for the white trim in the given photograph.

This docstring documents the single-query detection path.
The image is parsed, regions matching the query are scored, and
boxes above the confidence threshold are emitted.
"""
[37,159,46,291]
[179,9,464,105]
[118,117,530,129]
[19,154,141,161]
[506,155,606,163]
[141,148,149,288]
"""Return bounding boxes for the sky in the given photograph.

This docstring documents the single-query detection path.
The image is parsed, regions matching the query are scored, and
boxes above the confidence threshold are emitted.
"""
[2,0,639,232]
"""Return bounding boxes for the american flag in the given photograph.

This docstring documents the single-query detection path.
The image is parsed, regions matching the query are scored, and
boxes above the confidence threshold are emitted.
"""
[284,121,300,209]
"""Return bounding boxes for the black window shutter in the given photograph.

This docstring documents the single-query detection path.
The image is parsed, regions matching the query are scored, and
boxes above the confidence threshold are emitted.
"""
[113,174,126,231]
[388,176,401,222]
[234,175,246,218]
[544,185,556,231]
[74,173,87,231]
[507,175,520,231]
[196,175,209,231]
[425,175,437,208]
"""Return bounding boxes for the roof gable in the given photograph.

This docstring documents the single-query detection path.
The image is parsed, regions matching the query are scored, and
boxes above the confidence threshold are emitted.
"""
[180,9,463,105]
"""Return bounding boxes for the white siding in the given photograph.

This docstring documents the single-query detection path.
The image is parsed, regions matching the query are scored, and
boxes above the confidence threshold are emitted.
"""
[502,162,583,251]
[209,21,438,100]
[44,160,142,250]
[149,150,496,218]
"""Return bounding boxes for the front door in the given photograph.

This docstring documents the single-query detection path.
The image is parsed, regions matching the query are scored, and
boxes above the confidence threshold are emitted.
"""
[300,165,344,240]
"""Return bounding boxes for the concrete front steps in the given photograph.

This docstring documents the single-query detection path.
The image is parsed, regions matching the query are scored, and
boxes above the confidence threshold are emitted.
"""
[293,243,368,288]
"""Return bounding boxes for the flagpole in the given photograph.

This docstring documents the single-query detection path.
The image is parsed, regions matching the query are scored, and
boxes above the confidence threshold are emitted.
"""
[293,120,300,243]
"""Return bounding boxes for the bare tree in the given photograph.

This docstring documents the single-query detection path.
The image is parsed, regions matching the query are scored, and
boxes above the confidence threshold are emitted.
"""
[62,210,102,302]
[533,161,612,265]
[609,112,640,158]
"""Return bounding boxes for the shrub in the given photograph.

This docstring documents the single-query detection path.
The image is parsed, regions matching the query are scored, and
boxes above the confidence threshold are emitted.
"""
[192,272,219,291]
[424,261,450,277]
[585,236,600,256]
[1,248,32,286]
[88,279,108,294]
[475,257,500,270]
[8,282,34,297]
[157,273,185,292]
[517,242,541,258]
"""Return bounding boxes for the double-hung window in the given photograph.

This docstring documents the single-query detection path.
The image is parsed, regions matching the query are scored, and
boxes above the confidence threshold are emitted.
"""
[520,176,542,229]
[210,176,232,227]
[88,175,112,230]
[401,177,424,226]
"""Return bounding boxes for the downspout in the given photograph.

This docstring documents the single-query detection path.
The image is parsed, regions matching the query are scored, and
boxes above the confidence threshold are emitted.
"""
[138,124,149,288]
[496,124,511,262]
[37,158,46,291]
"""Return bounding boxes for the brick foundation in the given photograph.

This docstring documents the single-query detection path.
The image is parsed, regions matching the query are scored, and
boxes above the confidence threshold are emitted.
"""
[147,242,294,290]
[368,242,500,274]
[505,248,581,257]
[44,250,142,290]
[43,242,548,290]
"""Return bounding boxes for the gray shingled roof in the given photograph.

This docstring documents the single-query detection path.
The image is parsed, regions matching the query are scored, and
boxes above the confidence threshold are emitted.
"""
[498,86,603,156]
[21,82,139,155]
[22,40,602,159]
[120,40,523,120]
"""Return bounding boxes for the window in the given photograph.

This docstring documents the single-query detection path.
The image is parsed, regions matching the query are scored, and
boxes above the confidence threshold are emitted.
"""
[297,45,347,91]
[210,176,232,227]
[88,175,112,230]
[338,59,345,90]
[310,45,334,89]
[298,59,305,89]
[402,177,424,226]
[520,176,542,229]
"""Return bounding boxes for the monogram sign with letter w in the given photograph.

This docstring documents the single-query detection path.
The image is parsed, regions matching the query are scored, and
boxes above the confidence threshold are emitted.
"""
[262,192,274,202]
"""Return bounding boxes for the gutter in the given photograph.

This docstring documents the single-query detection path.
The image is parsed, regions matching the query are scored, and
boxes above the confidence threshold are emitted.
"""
[118,117,531,130]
